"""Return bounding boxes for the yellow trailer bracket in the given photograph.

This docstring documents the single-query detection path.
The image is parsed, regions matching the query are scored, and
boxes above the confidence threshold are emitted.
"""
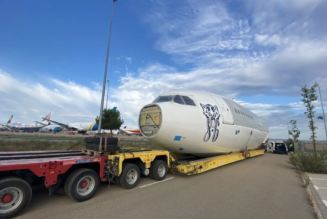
[174,149,265,176]
[107,150,170,176]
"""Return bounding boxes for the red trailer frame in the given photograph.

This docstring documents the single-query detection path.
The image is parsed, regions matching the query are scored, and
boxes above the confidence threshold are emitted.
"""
[1,156,107,186]
[0,150,109,219]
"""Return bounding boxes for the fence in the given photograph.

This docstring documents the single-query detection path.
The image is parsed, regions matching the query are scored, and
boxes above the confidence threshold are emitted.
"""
[295,141,327,153]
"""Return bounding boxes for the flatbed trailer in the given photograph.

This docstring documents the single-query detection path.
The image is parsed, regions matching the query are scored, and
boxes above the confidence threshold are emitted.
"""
[172,150,265,175]
[0,148,264,218]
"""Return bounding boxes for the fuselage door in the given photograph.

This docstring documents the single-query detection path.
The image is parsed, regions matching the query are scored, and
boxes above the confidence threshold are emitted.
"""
[211,95,234,125]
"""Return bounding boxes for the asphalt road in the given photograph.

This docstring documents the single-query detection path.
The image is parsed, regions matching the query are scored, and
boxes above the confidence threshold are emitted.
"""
[17,153,315,219]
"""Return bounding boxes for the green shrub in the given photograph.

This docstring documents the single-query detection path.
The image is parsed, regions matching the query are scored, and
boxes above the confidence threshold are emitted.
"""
[303,173,310,188]
[289,150,327,173]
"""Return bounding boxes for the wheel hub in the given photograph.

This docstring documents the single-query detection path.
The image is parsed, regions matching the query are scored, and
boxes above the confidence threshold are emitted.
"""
[158,164,166,177]
[77,176,95,196]
[0,187,24,214]
[126,169,137,184]
[80,181,88,189]
[1,194,13,204]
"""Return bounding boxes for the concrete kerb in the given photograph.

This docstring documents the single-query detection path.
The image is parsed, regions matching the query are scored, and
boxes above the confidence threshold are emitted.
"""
[306,173,327,219]
[299,172,324,219]
[286,156,325,219]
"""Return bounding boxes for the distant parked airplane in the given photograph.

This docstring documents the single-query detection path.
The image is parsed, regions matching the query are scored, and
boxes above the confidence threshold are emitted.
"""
[17,111,53,132]
[39,124,63,133]
[44,119,98,133]
[43,119,98,134]
[0,115,13,130]
[118,126,141,135]
[43,107,119,134]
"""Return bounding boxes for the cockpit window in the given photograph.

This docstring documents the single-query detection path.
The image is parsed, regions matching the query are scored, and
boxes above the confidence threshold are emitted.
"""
[182,96,196,106]
[153,95,196,106]
[152,95,174,103]
[173,95,184,104]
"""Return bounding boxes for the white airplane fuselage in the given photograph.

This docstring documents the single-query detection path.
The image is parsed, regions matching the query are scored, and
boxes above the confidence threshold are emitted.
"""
[139,90,269,157]
[66,122,98,132]
[39,125,63,133]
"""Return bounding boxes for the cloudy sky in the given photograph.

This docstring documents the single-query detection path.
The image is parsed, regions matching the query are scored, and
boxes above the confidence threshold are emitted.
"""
[0,0,326,140]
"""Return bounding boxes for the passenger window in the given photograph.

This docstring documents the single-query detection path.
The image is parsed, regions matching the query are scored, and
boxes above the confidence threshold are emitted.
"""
[182,96,196,106]
[173,95,185,105]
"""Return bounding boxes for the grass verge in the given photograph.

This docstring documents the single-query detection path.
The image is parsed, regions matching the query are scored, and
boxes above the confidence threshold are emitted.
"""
[288,151,327,173]
[0,138,162,151]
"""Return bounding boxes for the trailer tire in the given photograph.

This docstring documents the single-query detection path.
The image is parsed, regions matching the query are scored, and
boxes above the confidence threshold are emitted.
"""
[65,168,100,202]
[119,164,140,189]
[0,177,32,219]
[149,160,167,181]
[115,177,121,187]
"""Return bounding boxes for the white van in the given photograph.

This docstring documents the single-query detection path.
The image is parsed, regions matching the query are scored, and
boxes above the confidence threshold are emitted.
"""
[267,141,288,155]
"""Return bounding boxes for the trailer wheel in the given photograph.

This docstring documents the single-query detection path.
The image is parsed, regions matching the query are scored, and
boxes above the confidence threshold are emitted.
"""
[65,168,99,202]
[149,160,167,181]
[119,164,140,189]
[115,177,121,187]
[0,177,32,219]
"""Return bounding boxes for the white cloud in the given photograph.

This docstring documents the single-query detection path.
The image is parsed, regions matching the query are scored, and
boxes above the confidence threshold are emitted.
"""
[144,0,251,64]
[255,34,281,46]
[116,56,132,64]
[0,69,102,124]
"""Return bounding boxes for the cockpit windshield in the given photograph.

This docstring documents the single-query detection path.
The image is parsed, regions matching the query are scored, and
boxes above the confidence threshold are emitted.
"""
[153,95,196,106]
[152,95,174,103]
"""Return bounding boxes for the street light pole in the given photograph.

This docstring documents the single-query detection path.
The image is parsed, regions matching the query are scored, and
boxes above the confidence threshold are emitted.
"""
[106,80,110,109]
[98,0,117,133]
[318,85,327,141]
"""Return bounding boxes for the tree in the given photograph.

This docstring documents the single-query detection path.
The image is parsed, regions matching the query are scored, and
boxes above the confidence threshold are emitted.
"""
[301,83,323,154]
[288,120,300,142]
[96,108,124,133]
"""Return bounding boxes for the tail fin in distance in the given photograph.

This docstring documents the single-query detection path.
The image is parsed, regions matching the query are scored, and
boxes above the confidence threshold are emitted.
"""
[42,111,53,121]
[7,115,13,124]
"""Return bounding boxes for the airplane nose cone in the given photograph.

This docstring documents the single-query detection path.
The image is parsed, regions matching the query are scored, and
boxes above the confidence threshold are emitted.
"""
[54,127,63,132]
[139,104,162,138]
